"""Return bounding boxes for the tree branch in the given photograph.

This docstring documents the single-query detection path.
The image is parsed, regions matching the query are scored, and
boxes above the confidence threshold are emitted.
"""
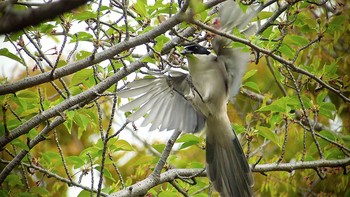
[151,130,182,178]
[0,0,222,95]
[109,157,350,196]
[0,0,90,34]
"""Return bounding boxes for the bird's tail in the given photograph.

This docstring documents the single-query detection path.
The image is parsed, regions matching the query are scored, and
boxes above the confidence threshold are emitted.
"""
[205,116,254,197]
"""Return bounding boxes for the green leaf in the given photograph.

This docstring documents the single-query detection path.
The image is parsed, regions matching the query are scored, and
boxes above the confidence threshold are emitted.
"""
[258,11,273,20]
[16,89,39,101]
[0,190,9,197]
[70,32,93,43]
[256,126,280,147]
[17,193,35,197]
[152,144,165,153]
[152,2,178,16]
[57,60,67,68]
[69,86,84,96]
[114,139,134,151]
[177,133,199,143]
[27,128,39,140]
[232,124,245,135]
[193,194,208,197]
[38,23,55,34]
[11,138,29,151]
[322,59,339,80]
[243,81,260,93]
[279,43,295,59]
[238,3,249,13]
[327,15,346,33]
[133,0,148,17]
[177,134,200,149]
[75,50,92,60]
[134,155,154,165]
[324,149,344,160]
[73,11,97,21]
[296,12,317,29]
[40,151,61,166]
[4,31,23,42]
[71,68,93,86]
[5,174,23,187]
[180,141,199,149]
[66,156,85,168]
[80,146,101,162]
[285,35,309,47]
[77,190,90,197]
[319,130,337,141]
[257,97,288,113]
[158,191,178,197]
[243,69,257,81]
[261,26,273,41]
[230,42,246,49]
[154,35,170,52]
[30,187,49,196]
[319,102,336,119]
[141,56,156,63]
[316,92,327,104]
[190,0,206,14]
[79,113,90,131]
[98,167,116,182]
[0,48,23,64]
[300,95,312,109]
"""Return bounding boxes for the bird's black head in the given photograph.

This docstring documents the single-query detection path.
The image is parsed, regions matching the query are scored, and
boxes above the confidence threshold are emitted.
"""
[181,44,210,55]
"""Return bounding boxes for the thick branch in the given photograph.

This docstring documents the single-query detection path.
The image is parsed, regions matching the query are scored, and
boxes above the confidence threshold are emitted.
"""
[0,14,182,95]
[0,0,222,95]
[0,0,90,34]
[110,157,350,196]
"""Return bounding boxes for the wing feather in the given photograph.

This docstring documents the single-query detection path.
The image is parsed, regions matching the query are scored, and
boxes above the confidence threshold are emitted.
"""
[118,74,205,133]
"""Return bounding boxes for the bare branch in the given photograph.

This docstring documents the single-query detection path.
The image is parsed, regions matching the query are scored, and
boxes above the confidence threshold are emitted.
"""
[0,0,91,34]
[151,130,182,178]
[109,157,350,196]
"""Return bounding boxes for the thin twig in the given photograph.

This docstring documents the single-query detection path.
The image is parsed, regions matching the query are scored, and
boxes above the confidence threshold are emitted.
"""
[286,68,324,159]
[54,130,73,183]
[87,152,95,197]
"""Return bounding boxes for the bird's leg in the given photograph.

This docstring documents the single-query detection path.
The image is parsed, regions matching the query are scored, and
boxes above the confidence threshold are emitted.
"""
[185,76,205,103]
[166,76,185,98]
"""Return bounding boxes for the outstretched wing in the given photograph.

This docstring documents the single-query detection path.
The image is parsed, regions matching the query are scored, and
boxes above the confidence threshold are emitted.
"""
[118,72,205,133]
[212,0,259,100]
[217,0,258,36]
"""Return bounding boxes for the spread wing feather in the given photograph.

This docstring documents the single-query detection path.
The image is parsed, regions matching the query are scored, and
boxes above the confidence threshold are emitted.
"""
[213,0,259,99]
[118,73,205,133]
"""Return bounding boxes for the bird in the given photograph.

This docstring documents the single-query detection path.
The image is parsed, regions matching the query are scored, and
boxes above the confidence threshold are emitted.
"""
[118,1,258,196]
